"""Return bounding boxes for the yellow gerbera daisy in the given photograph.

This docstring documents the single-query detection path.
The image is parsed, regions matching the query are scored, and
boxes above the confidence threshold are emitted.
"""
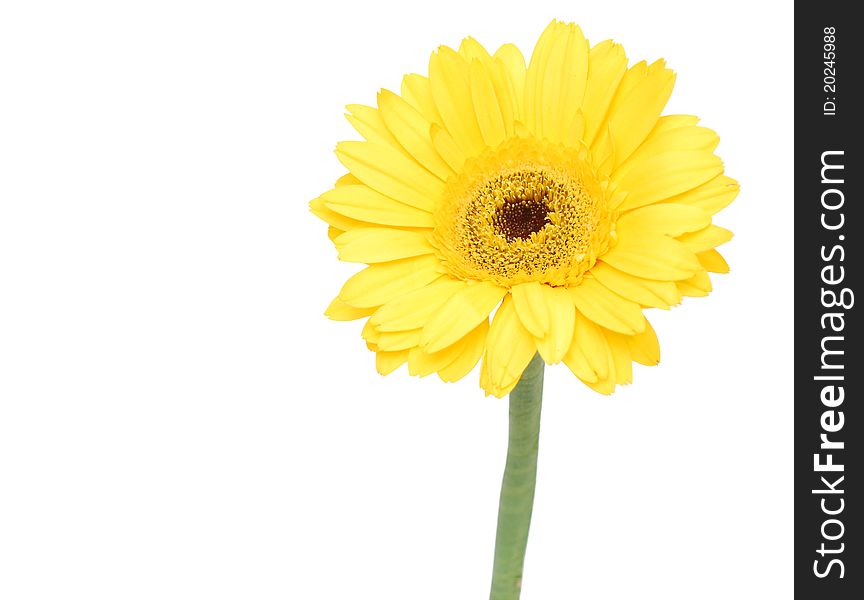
[312,20,737,398]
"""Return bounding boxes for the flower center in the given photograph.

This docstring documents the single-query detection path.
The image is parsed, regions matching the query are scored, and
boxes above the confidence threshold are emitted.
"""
[493,197,550,242]
[431,139,614,288]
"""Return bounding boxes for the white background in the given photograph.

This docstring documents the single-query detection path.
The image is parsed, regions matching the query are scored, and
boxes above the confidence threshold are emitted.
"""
[0,1,792,598]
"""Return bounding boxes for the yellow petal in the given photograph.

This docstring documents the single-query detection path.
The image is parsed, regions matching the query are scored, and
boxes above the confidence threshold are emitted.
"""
[582,40,627,144]
[646,114,700,134]
[361,318,379,350]
[534,286,575,364]
[335,141,444,212]
[335,173,363,187]
[525,21,588,143]
[494,44,527,92]
[511,281,551,337]
[614,60,648,100]
[438,319,488,382]
[684,269,713,292]
[376,328,421,351]
[580,329,619,394]
[430,123,467,173]
[662,175,739,216]
[601,234,700,281]
[677,269,712,297]
[523,20,556,138]
[513,120,532,138]
[428,47,486,157]
[408,318,487,379]
[370,277,465,332]
[338,255,442,308]
[615,122,718,179]
[479,351,492,395]
[697,249,730,273]
[421,281,506,352]
[589,59,647,159]
[481,296,537,397]
[310,195,365,231]
[322,184,435,228]
[376,350,409,375]
[325,297,376,321]
[561,110,585,147]
[676,281,706,297]
[469,59,507,147]
[614,149,724,211]
[583,371,616,395]
[483,56,520,137]
[605,330,633,385]
[377,89,453,181]
[569,277,646,335]
[553,26,589,142]
[407,346,447,377]
[458,36,493,63]
[677,225,734,253]
[335,227,435,263]
[617,204,710,237]
[493,43,527,119]
[573,310,609,380]
[562,332,598,384]
[627,320,660,366]
[590,263,682,309]
[598,59,676,168]
[400,74,443,125]
[591,123,616,174]
[345,104,401,148]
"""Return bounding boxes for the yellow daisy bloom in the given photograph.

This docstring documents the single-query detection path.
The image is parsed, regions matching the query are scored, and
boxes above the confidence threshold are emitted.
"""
[312,20,737,397]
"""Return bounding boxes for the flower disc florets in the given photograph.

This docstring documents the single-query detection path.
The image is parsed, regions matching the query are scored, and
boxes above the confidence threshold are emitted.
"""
[432,139,614,287]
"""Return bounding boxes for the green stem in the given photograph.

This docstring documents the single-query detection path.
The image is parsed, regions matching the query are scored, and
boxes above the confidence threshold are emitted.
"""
[489,353,545,600]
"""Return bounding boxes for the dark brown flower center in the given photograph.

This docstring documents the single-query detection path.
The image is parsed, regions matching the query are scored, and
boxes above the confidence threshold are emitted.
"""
[493,197,551,242]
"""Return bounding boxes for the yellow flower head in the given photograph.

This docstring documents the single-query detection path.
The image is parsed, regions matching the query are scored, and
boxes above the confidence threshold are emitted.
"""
[311,20,738,397]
